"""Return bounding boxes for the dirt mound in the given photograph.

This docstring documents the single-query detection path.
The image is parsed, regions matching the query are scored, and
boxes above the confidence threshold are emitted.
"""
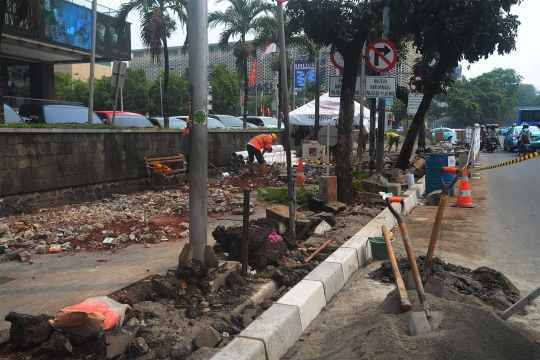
[212,218,294,269]
[290,288,540,360]
[369,257,521,311]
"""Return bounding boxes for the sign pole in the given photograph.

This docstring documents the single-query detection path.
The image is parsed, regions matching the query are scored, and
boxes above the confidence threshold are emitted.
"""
[358,42,366,163]
[376,6,390,174]
[326,124,330,176]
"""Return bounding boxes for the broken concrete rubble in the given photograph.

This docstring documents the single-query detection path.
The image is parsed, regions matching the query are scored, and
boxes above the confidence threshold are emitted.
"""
[194,327,222,349]
[97,325,140,359]
[43,331,73,357]
[4,312,54,349]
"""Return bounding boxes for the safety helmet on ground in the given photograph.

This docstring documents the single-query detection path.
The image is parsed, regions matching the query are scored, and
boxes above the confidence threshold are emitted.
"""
[271,133,277,141]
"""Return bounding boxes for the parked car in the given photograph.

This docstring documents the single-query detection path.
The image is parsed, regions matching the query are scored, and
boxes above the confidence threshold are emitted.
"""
[18,102,103,124]
[3,104,25,124]
[503,125,540,151]
[207,118,228,130]
[246,116,279,128]
[95,111,156,128]
[431,127,456,142]
[208,114,257,129]
[149,117,188,129]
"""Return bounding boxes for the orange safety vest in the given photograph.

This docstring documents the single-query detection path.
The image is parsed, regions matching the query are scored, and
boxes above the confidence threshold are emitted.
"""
[248,134,273,151]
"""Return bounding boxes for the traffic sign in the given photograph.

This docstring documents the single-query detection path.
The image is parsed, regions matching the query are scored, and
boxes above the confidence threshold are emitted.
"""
[318,125,338,147]
[330,50,345,71]
[366,39,397,72]
[409,75,424,93]
[328,76,361,97]
[365,76,396,98]
[407,93,424,115]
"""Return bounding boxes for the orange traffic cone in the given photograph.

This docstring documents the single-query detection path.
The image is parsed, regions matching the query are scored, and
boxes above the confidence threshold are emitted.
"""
[453,169,476,208]
[295,158,305,185]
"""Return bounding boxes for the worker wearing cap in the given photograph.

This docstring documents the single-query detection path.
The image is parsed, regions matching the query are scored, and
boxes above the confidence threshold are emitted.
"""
[182,117,191,184]
[247,133,277,176]
[385,131,400,152]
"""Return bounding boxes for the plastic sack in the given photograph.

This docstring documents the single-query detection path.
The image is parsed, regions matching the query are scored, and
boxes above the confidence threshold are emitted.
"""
[52,296,130,337]
[266,230,283,243]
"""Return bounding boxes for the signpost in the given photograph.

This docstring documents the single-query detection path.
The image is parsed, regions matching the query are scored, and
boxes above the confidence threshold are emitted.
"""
[366,39,397,73]
[407,93,424,115]
[365,76,396,98]
[318,125,338,176]
[328,76,361,97]
[110,60,127,124]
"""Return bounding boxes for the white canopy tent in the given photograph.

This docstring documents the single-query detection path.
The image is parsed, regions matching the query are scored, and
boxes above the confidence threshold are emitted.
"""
[289,92,372,133]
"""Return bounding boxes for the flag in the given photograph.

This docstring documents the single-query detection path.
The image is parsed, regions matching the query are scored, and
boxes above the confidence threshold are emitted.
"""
[249,59,257,87]
[260,90,264,100]
[260,103,264,116]
[262,43,277,56]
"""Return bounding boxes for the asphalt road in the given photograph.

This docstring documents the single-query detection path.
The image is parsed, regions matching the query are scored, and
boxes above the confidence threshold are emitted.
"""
[482,140,540,291]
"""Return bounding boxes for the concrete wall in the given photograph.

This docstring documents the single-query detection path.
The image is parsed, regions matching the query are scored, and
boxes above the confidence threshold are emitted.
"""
[0,129,280,198]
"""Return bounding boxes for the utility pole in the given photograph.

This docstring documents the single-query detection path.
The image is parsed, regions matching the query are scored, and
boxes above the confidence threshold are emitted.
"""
[277,0,295,237]
[87,0,97,123]
[187,0,208,262]
[376,6,390,174]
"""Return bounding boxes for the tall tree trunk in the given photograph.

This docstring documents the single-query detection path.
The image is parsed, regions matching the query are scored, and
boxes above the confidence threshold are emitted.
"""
[395,84,437,170]
[163,36,170,128]
[0,0,7,124]
[418,123,426,149]
[335,51,360,205]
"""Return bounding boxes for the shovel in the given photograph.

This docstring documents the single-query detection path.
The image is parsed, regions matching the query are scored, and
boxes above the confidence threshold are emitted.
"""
[382,224,412,312]
[386,196,443,336]
[404,166,461,297]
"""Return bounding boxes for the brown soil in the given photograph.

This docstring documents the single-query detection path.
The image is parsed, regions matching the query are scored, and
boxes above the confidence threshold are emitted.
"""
[287,288,540,360]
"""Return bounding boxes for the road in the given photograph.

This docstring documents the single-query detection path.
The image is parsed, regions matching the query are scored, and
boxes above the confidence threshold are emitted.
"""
[482,141,540,292]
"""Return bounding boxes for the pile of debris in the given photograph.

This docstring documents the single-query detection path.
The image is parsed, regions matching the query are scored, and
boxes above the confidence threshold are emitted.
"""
[369,256,522,311]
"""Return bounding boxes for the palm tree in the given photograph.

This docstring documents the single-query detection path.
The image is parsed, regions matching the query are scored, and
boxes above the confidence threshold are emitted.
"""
[0,1,44,124]
[116,0,188,128]
[209,0,272,128]
[252,7,317,128]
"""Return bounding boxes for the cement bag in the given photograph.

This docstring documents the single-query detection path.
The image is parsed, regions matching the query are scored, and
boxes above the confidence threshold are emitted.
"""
[52,296,130,337]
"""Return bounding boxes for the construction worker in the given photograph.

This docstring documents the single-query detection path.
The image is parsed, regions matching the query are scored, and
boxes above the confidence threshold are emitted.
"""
[247,133,278,176]
[385,131,400,152]
[182,117,191,184]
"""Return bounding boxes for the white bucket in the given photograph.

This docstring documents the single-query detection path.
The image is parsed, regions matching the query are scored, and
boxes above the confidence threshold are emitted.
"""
[406,173,415,188]
[220,172,230,180]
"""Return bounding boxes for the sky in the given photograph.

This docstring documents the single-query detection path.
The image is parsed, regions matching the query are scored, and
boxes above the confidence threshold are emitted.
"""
[106,0,540,89]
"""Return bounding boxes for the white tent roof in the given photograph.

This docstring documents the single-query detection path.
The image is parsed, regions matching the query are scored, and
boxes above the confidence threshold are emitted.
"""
[289,92,371,133]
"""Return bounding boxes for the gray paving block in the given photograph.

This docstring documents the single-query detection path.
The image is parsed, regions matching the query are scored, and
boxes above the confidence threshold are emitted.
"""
[240,303,302,360]
[210,337,265,360]
[304,261,345,302]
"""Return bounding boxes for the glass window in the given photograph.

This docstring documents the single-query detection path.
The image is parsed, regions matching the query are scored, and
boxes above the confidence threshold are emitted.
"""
[208,119,227,129]
[6,59,31,109]
[114,115,153,127]
[3,104,22,123]
[132,51,144,58]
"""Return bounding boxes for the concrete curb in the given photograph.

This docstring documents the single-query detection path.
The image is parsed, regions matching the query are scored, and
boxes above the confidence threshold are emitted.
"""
[211,177,426,360]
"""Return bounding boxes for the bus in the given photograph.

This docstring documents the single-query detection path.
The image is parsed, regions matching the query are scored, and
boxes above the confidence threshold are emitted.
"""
[517,108,540,126]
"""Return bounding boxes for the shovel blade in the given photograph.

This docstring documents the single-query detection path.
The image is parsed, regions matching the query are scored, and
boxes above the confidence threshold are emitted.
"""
[424,276,445,297]
[409,312,431,336]
[409,311,444,336]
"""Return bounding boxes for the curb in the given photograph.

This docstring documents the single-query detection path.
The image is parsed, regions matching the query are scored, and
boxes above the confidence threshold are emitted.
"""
[212,177,426,360]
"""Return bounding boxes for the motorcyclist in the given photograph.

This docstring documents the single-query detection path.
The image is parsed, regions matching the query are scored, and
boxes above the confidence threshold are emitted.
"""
[485,124,500,149]
[518,123,531,152]
[480,125,487,149]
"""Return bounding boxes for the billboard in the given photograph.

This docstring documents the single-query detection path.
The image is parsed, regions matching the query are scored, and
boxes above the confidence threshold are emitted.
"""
[96,12,131,60]
[3,0,130,60]
[294,60,326,96]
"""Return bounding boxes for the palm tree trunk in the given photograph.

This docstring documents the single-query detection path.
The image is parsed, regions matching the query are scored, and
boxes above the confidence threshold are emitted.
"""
[277,67,282,129]
[0,0,7,124]
[163,36,170,128]
[395,84,437,170]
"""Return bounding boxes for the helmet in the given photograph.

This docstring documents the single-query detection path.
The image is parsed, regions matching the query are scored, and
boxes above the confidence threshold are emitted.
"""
[480,125,485,128]
[491,124,496,130]
[523,123,529,129]
[271,133,277,141]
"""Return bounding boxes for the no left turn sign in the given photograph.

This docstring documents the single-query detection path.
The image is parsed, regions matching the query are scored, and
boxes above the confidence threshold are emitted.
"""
[366,39,397,72]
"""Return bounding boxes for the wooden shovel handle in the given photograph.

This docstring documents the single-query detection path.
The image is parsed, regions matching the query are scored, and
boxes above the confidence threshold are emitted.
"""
[382,225,411,312]
[426,193,449,262]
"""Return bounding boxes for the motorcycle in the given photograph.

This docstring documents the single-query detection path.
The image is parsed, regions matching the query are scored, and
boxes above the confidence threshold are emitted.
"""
[484,133,499,153]
[517,139,533,156]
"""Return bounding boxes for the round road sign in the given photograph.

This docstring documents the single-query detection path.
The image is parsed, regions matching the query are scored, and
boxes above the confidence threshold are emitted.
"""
[366,39,398,72]
[194,110,207,124]
[409,75,424,93]
[330,46,361,71]
[318,126,338,147]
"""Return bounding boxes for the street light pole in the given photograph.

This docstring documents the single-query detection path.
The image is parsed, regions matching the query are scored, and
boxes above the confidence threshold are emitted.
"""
[87,0,97,123]
[277,0,295,237]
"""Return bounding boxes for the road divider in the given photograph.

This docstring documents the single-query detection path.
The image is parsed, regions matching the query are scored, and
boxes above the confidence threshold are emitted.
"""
[474,150,539,171]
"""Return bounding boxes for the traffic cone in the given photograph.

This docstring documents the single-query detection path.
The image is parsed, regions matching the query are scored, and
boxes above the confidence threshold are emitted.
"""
[295,158,305,185]
[453,169,476,208]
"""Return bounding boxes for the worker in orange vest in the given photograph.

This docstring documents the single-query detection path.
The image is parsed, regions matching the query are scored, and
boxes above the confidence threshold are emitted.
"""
[247,133,278,176]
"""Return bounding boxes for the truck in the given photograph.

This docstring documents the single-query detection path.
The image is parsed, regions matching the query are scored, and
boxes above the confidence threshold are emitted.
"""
[517,107,540,126]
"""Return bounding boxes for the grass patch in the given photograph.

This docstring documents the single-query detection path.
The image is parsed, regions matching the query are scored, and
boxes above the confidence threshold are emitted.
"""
[257,185,310,206]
